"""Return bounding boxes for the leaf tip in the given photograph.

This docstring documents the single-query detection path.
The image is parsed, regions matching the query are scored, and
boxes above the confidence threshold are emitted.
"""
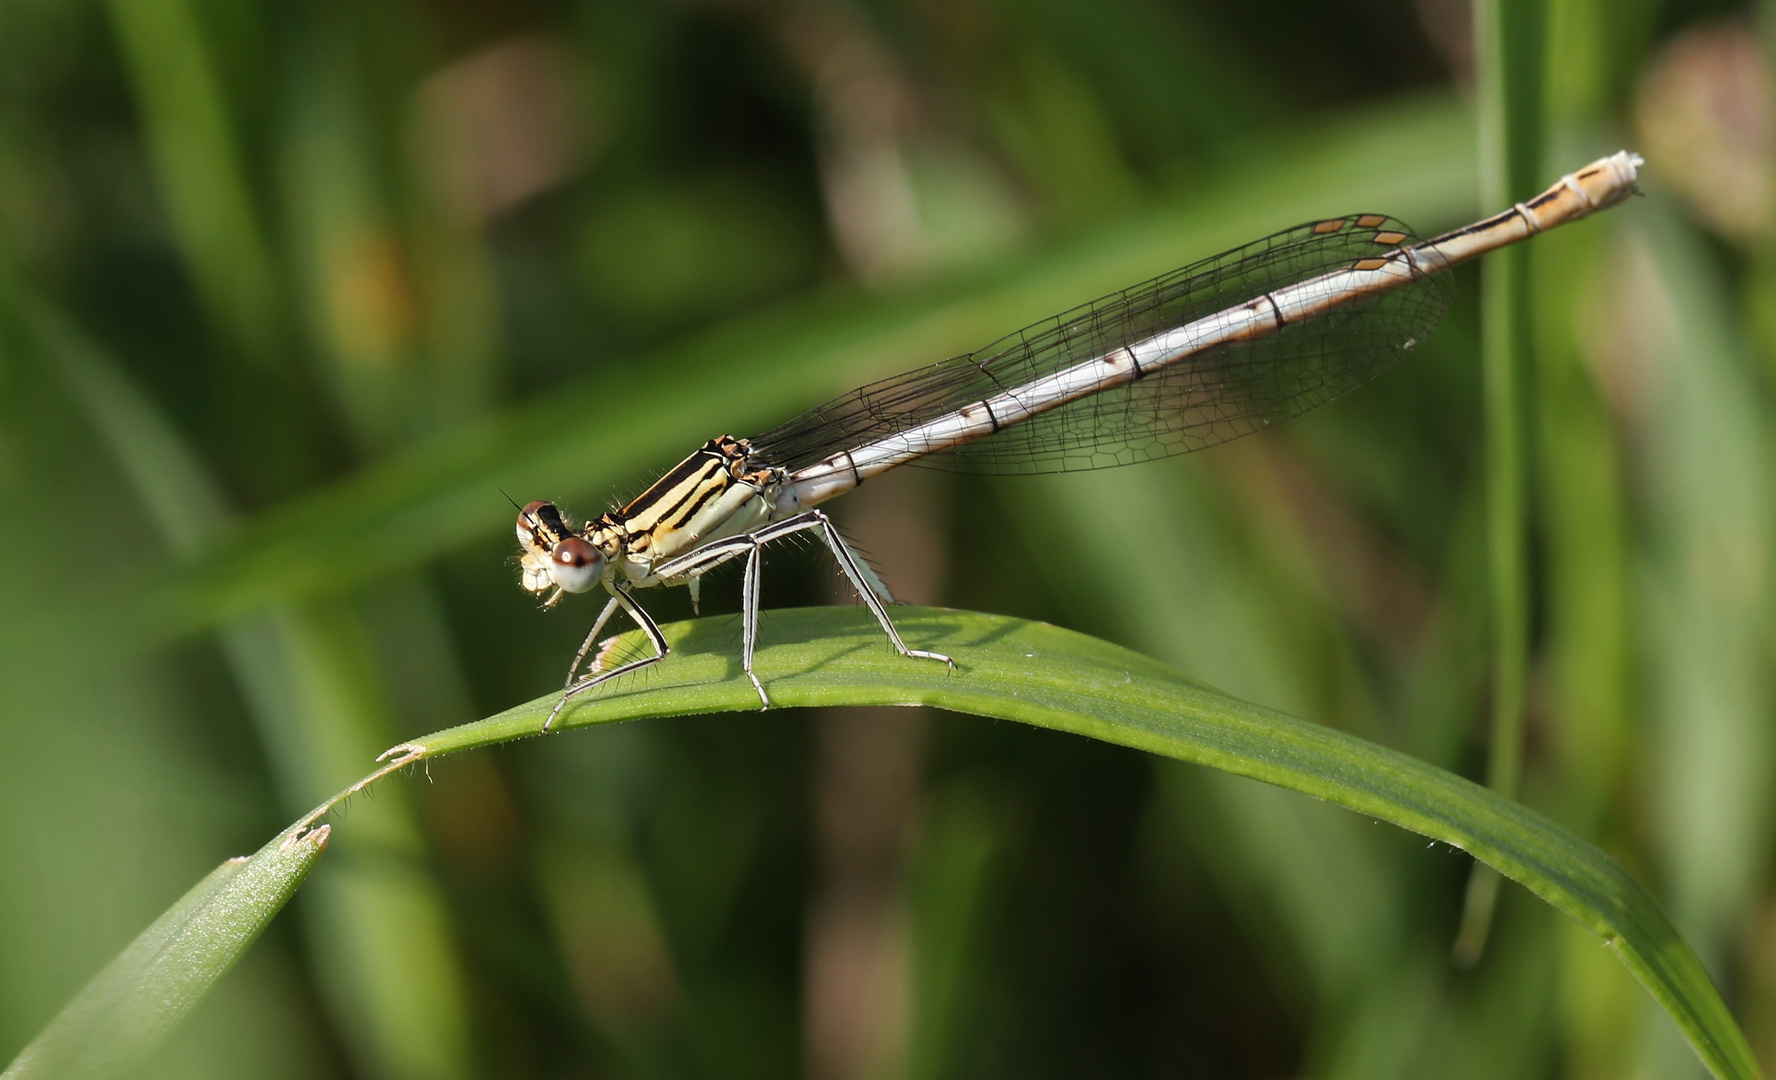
[282,824,331,853]
[375,741,427,765]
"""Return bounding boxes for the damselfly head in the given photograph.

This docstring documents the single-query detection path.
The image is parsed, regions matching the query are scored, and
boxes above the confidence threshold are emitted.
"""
[516,500,602,597]
[515,500,606,597]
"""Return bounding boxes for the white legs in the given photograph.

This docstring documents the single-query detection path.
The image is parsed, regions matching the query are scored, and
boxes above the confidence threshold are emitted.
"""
[544,510,951,731]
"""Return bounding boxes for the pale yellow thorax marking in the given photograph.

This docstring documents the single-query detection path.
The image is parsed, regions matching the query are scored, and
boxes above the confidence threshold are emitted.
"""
[616,447,775,574]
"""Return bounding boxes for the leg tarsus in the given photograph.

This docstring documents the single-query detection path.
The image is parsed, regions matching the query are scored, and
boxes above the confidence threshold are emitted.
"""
[739,542,772,708]
[799,510,951,669]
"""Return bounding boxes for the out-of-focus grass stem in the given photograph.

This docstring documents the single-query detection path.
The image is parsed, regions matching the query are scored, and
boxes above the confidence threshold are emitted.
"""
[13,282,475,1080]
[1454,0,1545,969]
[103,0,284,368]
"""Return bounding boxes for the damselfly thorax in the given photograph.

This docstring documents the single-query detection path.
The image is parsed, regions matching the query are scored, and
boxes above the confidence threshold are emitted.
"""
[517,151,1644,733]
[519,436,787,596]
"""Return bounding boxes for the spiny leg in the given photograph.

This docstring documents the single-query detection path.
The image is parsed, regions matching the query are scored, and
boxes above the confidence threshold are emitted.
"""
[543,585,670,734]
[783,510,952,668]
[740,542,768,707]
[652,531,770,707]
[654,510,953,708]
[649,531,774,704]
[564,595,622,689]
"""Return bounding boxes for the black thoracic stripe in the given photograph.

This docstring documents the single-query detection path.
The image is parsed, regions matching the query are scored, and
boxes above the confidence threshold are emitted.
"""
[635,456,740,534]
[635,462,723,528]
[667,470,729,526]
[622,442,727,519]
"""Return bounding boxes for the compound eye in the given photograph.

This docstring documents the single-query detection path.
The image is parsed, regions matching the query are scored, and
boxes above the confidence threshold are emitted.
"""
[517,501,552,547]
[518,500,574,546]
[549,537,604,593]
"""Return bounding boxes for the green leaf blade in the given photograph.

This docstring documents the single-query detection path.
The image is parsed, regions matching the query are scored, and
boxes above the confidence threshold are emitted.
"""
[2,825,330,1080]
[391,606,1756,1079]
[17,608,1755,1080]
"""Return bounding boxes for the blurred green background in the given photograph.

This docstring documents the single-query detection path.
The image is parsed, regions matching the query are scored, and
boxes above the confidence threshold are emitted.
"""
[1,0,1773,1076]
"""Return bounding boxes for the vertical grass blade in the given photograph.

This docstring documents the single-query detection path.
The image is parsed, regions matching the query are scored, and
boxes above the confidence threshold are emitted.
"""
[102,0,283,366]
[1455,0,1547,966]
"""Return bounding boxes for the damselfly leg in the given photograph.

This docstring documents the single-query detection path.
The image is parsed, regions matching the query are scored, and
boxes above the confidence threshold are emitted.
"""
[543,585,671,732]
[651,509,954,709]
[564,595,621,688]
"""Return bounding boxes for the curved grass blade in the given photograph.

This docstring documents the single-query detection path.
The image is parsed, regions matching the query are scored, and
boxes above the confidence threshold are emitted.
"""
[1,825,330,1080]
[374,607,1759,1080]
[20,606,1752,1079]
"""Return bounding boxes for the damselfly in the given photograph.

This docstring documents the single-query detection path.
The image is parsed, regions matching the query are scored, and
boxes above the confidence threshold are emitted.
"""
[517,151,1643,732]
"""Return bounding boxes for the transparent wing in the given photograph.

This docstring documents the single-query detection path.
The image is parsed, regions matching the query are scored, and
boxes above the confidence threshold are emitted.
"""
[747,214,1450,475]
